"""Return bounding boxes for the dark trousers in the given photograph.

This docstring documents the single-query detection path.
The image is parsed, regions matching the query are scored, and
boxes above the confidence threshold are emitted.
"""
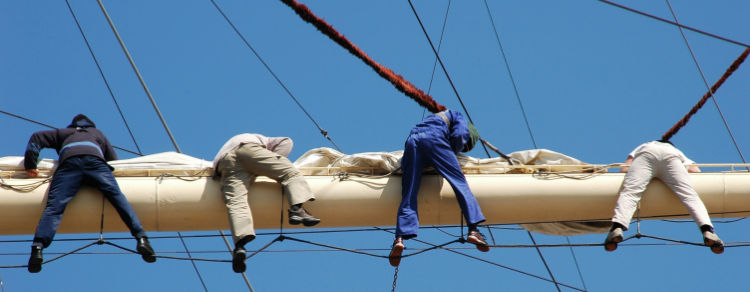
[32,155,147,248]
[396,131,485,238]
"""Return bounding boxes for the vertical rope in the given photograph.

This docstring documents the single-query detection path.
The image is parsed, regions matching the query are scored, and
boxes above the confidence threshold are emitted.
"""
[278,0,446,113]
[421,0,452,120]
[527,231,562,292]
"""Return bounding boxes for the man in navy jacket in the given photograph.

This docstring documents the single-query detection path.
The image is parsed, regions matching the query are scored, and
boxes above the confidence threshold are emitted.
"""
[24,114,156,273]
[388,109,490,267]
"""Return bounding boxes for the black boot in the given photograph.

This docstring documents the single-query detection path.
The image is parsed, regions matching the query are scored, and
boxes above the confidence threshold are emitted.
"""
[136,237,157,263]
[232,246,247,273]
[288,207,321,227]
[28,246,43,273]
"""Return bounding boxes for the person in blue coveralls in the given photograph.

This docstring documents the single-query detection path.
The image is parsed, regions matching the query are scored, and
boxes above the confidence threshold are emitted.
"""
[23,114,156,273]
[388,109,490,267]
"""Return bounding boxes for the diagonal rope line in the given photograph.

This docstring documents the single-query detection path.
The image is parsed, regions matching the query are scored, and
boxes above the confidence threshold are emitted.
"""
[64,0,142,155]
[219,231,255,292]
[0,110,142,156]
[421,0,452,120]
[97,0,181,154]
[483,0,536,149]
[527,231,561,292]
[407,0,492,158]
[374,227,585,292]
[566,236,589,291]
[664,0,748,169]
[176,232,209,292]
[597,0,750,48]
[210,0,342,153]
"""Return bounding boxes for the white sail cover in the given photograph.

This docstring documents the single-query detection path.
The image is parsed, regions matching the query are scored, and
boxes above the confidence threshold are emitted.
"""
[0,149,609,236]
[293,147,610,236]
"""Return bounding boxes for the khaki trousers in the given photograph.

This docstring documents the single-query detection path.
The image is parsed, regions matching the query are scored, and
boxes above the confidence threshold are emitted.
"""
[612,143,712,229]
[219,143,315,244]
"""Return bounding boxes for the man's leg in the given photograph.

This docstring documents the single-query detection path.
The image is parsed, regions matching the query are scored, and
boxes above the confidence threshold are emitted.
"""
[33,158,85,248]
[81,156,155,262]
[234,143,318,226]
[28,157,84,273]
[82,156,146,238]
[390,134,424,267]
[659,156,722,253]
[219,149,257,246]
[424,135,488,251]
[605,153,656,251]
[611,153,657,229]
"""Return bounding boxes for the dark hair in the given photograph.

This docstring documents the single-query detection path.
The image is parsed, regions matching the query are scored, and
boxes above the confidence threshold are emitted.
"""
[68,114,96,128]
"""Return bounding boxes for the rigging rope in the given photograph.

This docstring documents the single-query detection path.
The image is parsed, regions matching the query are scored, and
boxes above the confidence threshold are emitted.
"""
[421,0,452,120]
[597,0,750,48]
[64,0,142,155]
[210,0,343,153]
[0,110,142,156]
[662,2,749,169]
[661,47,749,142]
[278,0,446,114]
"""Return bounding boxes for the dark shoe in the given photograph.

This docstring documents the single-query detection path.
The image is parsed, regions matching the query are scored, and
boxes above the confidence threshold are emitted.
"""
[466,230,490,252]
[136,237,157,263]
[604,227,623,252]
[703,230,724,255]
[388,238,405,267]
[232,247,247,273]
[288,208,321,227]
[28,246,43,273]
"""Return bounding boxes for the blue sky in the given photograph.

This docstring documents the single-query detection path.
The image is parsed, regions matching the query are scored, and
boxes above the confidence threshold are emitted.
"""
[0,0,749,291]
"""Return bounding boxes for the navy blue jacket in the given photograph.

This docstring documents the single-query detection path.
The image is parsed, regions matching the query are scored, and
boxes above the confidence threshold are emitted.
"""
[409,109,471,154]
[24,119,118,170]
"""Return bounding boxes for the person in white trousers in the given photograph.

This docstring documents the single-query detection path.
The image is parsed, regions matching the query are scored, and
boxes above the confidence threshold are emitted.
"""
[604,140,723,254]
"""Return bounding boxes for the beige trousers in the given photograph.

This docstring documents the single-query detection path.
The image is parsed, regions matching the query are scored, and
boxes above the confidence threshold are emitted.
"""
[219,143,315,244]
[612,143,712,230]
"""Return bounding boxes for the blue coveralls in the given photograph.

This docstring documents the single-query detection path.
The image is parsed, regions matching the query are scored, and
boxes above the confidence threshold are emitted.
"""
[26,117,147,248]
[396,110,485,238]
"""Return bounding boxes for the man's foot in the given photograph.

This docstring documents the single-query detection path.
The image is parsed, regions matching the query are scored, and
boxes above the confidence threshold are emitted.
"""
[466,230,490,252]
[136,237,157,263]
[28,246,43,273]
[703,230,724,255]
[388,238,405,267]
[604,227,623,252]
[232,247,247,273]
[288,208,321,227]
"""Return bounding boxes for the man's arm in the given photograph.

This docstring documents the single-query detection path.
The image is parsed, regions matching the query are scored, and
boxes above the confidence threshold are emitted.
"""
[620,156,633,173]
[687,165,701,173]
[268,137,293,157]
[24,130,58,174]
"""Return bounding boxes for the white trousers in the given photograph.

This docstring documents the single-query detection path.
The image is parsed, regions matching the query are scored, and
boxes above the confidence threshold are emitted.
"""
[612,143,712,230]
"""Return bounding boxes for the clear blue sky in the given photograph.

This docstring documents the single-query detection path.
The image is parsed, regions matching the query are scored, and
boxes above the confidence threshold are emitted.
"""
[1,0,749,291]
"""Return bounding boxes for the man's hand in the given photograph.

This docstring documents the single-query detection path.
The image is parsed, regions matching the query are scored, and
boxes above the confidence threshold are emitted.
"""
[26,169,39,178]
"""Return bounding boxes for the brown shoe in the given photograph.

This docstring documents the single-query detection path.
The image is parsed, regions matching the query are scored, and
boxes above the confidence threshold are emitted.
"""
[466,230,490,252]
[388,238,405,267]
[288,208,321,227]
[604,227,623,252]
[703,231,724,255]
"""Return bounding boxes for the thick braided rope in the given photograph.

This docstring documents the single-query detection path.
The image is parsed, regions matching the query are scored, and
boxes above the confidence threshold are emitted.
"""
[663,47,750,141]
[280,0,447,113]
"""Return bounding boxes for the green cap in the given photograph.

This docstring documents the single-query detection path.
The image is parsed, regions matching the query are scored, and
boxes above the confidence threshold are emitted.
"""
[463,123,480,152]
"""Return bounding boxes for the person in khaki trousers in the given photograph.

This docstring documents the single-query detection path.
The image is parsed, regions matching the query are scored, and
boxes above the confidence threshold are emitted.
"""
[604,140,723,254]
[213,134,320,273]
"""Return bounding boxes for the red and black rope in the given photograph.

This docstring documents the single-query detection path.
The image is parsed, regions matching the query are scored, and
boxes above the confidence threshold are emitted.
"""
[279,0,446,113]
[662,47,749,141]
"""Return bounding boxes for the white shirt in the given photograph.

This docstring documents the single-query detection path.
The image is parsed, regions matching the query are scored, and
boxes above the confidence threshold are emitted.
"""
[212,134,291,171]
[628,141,695,166]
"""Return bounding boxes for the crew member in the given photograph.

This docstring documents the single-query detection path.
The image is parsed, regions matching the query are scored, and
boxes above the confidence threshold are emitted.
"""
[604,140,723,254]
[213,133,320,273]
[25,114,156,273]
[389,109,490,267]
